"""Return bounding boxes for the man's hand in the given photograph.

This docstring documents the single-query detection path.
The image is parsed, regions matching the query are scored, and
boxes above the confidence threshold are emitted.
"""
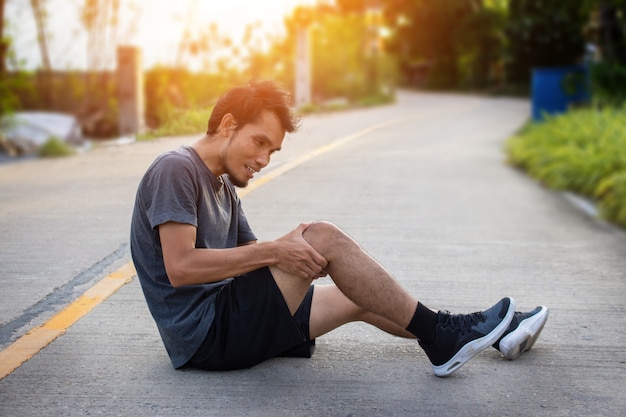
[272,222,328,280]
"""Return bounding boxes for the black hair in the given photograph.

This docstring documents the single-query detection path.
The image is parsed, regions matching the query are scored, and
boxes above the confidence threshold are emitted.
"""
[207,80,300,135]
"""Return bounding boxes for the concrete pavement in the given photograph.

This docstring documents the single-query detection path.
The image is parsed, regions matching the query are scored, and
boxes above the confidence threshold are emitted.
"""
[0,91,625,416]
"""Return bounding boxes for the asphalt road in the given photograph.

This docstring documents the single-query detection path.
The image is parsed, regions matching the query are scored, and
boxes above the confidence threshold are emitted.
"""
[0,91,625,416]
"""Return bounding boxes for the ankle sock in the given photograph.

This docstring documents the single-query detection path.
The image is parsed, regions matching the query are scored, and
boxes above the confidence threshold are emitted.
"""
[406,302,439,344]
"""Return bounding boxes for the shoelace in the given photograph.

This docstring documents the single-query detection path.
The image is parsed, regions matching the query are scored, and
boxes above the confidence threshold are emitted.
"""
[441,311,485,335]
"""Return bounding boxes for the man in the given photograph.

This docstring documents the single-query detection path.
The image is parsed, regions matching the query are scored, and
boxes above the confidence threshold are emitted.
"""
[130,80,548,377]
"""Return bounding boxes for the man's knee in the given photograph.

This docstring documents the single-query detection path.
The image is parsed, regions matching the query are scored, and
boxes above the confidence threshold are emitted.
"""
[302,221,346,248]
[302,221,356,261]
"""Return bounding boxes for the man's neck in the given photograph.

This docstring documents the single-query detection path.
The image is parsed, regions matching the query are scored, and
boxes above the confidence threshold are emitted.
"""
[192,135,224,176]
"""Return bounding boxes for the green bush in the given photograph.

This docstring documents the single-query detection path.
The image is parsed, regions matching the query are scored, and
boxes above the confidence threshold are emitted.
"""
[138,107,212,140]
[596,171,626,226]
[506,107,626,228]
[591,61,626,107]
[38,137,76,158]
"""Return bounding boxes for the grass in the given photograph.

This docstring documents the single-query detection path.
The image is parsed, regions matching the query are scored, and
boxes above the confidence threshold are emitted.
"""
[138,107,213,140]
[505,106,626,228]
[139,93,395,138]
[38,137,76,157]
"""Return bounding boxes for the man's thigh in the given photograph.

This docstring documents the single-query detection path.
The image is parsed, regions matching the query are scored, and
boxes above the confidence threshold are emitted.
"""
[269,264,314,314]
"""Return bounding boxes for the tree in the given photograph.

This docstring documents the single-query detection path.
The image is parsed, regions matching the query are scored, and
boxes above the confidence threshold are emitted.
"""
[274,3,392,102]
[81,0,125,70]
[385,0,478,89]
[30,0,51,71]
[590,0,626,105]
[505,0,593,83]
[598,0,626,66]
[1,0,6,74]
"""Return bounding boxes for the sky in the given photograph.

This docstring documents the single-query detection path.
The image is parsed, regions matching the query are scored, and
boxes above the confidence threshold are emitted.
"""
[5,0,315,70]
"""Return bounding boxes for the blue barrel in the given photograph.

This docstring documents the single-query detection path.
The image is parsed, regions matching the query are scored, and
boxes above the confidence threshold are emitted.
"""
[531,65,590,121]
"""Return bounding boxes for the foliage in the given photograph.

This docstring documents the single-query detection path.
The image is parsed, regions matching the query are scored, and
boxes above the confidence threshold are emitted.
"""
[139,107,212,140]
[587,1,626,107]
[383,0,507,90]
[595,0,626,66]
[505,106,626,227]
[505,0,594,83]
[139,4,401,131]
[143,68,248,134]
[275,4,396,103]
[595,171,626,227]
[310,11,368,99]
[0,72,23,117]
[456,6,506,89]
[310,9,389,99]
[1,23,29,118]
[4,71,119,137]
[385,0,472,89]
[38,136,75,157]
[590,60,626,106]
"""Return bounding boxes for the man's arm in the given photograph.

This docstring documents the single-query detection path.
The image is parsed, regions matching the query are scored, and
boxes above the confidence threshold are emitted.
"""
[159,221,328,287]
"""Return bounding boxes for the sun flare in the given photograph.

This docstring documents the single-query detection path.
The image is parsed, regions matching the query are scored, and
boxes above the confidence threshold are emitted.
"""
[136,0,316,68]
[4,0,318,70]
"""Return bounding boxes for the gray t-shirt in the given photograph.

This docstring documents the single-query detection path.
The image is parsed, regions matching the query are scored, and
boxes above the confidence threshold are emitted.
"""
[130,145,256,368]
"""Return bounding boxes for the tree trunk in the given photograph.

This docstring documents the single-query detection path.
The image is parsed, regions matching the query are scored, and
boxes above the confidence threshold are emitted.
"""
[30,0,53,107]
[30,0,52,71]
[1,0,6,74]
[600,1,626,66]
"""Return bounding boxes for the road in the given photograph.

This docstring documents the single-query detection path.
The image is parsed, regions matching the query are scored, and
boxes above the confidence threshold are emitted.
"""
[0,91,625,416]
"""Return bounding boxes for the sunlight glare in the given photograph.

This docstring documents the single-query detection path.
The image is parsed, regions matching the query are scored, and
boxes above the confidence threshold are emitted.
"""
[136,0,318,69]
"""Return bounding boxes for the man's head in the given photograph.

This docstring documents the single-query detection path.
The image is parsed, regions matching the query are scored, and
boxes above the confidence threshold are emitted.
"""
[207,80,300,137]
[203,80,300,188]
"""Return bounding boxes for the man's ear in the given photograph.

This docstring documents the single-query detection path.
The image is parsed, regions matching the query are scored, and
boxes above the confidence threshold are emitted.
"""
[218,113,237,137]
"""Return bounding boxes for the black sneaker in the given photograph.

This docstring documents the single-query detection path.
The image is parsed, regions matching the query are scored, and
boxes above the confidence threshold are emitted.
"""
[419,297,515,377]
[493,306,549,360]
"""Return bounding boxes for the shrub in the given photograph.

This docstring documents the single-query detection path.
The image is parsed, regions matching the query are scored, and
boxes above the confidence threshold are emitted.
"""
[138,107,212,140]
[596,171,626,226]
[506,106,626,228]
[38,137,76,158]
[591,60,626,107]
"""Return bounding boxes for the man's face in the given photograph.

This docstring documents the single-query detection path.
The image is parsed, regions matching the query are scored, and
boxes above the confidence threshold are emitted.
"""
[223,110,285,188]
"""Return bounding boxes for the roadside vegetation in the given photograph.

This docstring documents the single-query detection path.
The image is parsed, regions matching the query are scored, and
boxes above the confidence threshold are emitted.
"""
[503,0,626,229]
[38,136,76,157]
[139,91,395,140]
[506,107,626,228]
[138,107,213,141]
[2,1,625,223]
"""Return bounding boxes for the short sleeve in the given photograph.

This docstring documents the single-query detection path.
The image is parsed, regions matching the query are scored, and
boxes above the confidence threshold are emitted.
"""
[141,153,199,230]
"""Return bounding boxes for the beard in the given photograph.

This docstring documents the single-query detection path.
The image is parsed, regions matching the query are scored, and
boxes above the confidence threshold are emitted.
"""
[221,169,250,188]
[227,173,249,188]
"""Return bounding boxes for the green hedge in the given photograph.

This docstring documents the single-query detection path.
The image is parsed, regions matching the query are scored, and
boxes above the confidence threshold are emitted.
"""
[505,107,626,228]
[138,107,213,141]
[38,137,76,158]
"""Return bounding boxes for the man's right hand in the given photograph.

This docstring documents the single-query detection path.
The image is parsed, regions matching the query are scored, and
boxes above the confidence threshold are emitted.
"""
[272,222,328,280]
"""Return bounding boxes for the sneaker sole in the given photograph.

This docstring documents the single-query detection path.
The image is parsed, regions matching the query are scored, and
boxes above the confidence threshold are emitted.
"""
[433,297,516,377]
[499,306,549,360]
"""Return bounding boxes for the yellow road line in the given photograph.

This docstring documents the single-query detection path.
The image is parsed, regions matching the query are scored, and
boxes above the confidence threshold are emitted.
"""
[0,101,477,380]
[0,120,401,381]
[0,263,135,380]
[237,118,404,199]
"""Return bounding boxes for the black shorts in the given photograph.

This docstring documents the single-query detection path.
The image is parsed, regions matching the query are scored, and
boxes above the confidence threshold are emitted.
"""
[187,267,315,371]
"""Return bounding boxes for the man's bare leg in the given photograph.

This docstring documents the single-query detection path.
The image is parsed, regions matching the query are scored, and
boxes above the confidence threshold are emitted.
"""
[269,221,418,331]
[302,221,418,329]
[271,221,516,377]
[309,284,415,339]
